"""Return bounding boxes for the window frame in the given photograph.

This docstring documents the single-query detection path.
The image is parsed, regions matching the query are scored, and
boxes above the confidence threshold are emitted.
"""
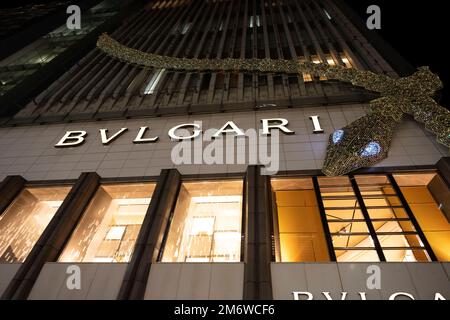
[269,167,442,263]
[157,175,246,263]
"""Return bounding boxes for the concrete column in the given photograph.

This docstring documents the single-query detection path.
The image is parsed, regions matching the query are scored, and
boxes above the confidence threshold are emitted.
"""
[119,169,181,300]
[243,166,273,300]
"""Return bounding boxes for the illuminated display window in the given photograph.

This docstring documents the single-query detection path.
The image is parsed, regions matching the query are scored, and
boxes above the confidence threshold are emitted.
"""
[341,54,353,68]
[271,173,446,263]
[317,176,380,262]
[271,178,330,262]
[394,173,450,262]
[0,186,70,263]
[162,180,243,263]
[302,73,313,83]
[354,175,430,262]
[59,183,155,263]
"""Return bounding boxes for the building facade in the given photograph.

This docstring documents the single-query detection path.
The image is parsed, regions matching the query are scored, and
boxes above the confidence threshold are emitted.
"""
[0,0,449,300]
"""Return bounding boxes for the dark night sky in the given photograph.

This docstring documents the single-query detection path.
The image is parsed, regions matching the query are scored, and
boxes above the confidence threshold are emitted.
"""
[344,0,449,109]
[1,0,449,109]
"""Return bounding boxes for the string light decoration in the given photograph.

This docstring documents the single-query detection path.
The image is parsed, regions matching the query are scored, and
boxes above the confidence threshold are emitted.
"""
[97,33,450,176]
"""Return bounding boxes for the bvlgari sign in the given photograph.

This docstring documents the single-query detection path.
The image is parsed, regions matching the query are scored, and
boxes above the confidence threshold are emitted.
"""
[292,291,447,300]
[54,117,320,147]
[54,117,325,175]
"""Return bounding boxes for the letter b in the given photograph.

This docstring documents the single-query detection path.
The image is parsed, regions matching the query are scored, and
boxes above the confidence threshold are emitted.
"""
[55,131,87,147]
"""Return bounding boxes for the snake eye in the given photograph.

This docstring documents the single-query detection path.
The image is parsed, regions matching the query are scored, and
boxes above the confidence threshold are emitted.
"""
[332,129,344,144]
[361,142,382,157]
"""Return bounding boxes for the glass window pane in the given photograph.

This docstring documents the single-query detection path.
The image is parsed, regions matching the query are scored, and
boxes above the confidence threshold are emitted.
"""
[0,186,70,263]
[372,220,416,233]
[322,198,359,209]
[328,221,369,234]
[59,183,155,263]
[318,176,352,188]
[394,173,450,262]
[355,175,390,187]
[377,234,423,248]
[363,196,402,208]
[326,209,364,220]
[336,250,380,262]
[332,234,374,249]
[162,180,243,263]
[319,176,381,260]
[368,208,408,220]
[271,178,330,262]
[383,249,431,262]
[279,234,328,262]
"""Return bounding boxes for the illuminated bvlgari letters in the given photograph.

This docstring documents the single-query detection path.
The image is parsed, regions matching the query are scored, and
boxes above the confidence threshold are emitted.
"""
[168,123,202,141]
[55,130,87,147]
[213,121,245,138]
[133,127,159,144]
[53,117,322,147]
[261,118,295,136]
[309,116,324,134]
[292,291,447,300]
[100,128,128,145]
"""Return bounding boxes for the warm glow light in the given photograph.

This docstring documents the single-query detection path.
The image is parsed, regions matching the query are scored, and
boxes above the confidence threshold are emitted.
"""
[115,198,151,205]
[190,217,214,236]
[191,196,242,203]
[0,187,70,263]
[42,200,64,208]
[162,181,243,263]
[59,183,155,263]
[105,226,126,240]
[341,56,352,68]
[303,74,313,82]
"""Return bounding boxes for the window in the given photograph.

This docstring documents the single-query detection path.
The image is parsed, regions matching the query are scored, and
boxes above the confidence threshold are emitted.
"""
[310,56,327,80]
[271,178,330,262]
[59,183,155,263]
[162,180,243,263]
[326,55,335,66]
[0,186,70,263]
[271,173,449,263]
[354,175,430,262]
[394,173,450,261]
[318,176,380,262]
[341,54,352,68]
[302,73,313,83]
[181,22,192,34]
[249,15,261,28]
[144,69,165,95]
[311,56,321,64]
[323,9,332,20]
